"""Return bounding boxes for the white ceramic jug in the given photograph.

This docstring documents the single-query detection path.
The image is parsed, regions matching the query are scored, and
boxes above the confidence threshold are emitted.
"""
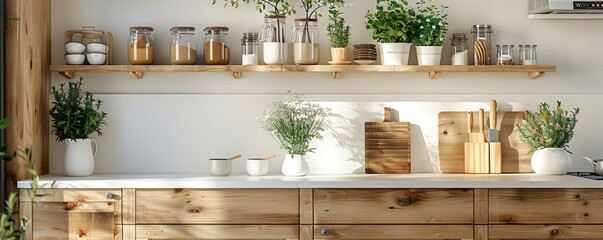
[64,139,97,177]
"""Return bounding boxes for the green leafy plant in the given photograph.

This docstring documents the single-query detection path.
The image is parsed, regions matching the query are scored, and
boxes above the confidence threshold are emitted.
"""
[297,0,347,19]
[49,77,108,142]
[414,0,448,46]
[365,0,416,43]
[516,101,580,153]
[211,0,295,16]
[327,7,351,48]
[257,93,332,155]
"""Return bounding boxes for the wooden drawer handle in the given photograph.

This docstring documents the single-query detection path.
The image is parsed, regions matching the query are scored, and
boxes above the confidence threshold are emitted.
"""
[396,198,411,206]
[321,229,330,235]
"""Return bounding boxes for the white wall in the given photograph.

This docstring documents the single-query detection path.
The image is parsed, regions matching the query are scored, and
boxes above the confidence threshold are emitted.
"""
[50,0,603,174]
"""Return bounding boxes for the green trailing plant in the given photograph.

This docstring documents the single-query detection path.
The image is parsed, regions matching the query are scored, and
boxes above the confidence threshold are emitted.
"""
[211,0,295,16]
[516,101,580,153]
[414,0,448,46]
[49,77,108,142]
[257,93,332,155]
[327,7,351,48]
[365,0,417,43]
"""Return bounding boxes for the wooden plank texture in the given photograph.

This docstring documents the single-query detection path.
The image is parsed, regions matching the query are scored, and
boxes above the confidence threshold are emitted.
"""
[365,122,411,174]
[474,189,489,224]
[135,225,299,239]
[490,189,603,224]
[32,202,117,239]
[122,189,135,224]
[20,189,121,202]
[136,189,299,224]
[313,225,474,239]
[299,189,313,225]
[489,225,603,239]
[314,189,473,224]
[439,111,533,173]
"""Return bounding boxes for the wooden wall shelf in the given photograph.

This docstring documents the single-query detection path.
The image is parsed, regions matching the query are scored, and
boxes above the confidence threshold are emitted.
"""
[50,65,556,80]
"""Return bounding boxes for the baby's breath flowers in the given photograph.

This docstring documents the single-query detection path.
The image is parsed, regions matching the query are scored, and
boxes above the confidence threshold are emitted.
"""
[414,0,448,46]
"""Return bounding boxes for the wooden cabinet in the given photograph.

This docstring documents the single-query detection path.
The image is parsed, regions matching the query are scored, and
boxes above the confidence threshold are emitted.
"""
[135,225,299,240]
[489,225,603,239]
[313,225,473,239]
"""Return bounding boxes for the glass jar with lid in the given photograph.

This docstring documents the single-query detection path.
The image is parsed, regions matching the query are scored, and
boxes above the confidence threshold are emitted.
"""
[496,45,515,65]
[242,32,259,66]
[519,45,538,65]
[471,25,493,65]
[450,33,468,65]
[204,27,231,65]
[260,16,288,65]
[291,18,320,65]
[170,26,197,65]
[128,26,155,65]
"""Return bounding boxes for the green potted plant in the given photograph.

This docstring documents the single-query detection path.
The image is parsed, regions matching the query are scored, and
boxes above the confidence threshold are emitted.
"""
[49,77,108,177]
[327,7,351,64]
[516,101,580,175]
[257,93,332,176]
[414,0,448,65]
[365,0,416,65]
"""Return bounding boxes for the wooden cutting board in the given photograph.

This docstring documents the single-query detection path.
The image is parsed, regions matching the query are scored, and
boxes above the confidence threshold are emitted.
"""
[365,108,411,174]
[438,111,533,173]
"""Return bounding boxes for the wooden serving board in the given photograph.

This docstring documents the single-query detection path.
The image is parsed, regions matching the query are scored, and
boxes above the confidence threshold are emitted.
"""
[365,122,411,174]
[438,111,533,173]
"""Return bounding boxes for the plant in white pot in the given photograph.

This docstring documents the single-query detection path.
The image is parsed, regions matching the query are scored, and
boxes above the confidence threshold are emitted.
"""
[414,0,448,65]
[365,0,417,65]
[49,77,108,177]
[327,6,351,64]
[516,101,580,175]
[258,94,332,176]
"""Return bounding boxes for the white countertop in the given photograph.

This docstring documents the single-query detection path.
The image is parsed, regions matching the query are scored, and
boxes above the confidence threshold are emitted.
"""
[17,173,603,189]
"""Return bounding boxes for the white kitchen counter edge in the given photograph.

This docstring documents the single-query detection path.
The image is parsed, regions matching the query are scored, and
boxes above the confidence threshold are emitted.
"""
[17,173,603,189]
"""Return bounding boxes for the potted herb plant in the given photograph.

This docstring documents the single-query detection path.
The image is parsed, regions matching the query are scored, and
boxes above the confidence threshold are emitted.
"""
[414,0,448,65]
[327,7,351,64]
[257,94,332,176]
[365,0,417,65]
[49,77,108,177]
[516,101,580,175]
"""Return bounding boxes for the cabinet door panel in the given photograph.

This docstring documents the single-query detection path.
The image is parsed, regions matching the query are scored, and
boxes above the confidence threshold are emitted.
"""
[32,202,118,239]
[489,225,603,239]
[314,225,473,239]
[314,189,473,224]
[135,225,299,239]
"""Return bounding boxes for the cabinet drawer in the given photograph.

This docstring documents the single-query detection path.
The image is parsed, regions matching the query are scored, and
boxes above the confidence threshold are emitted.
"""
[314,225,473,239]
[489,225,603,239]
[136,189,299,224]
[21,188,121,202]
[32,202,119,239]
[489,189,603,224]
[135,225,299,239]
[314,189,473,224]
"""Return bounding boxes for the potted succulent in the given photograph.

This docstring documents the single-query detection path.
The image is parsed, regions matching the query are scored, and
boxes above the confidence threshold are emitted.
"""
[365,0,417,65]
[516,101,580,175]
[414,0,448,65]
[257,93,332,176]
[49,77,108,177]
[327,7,351,64]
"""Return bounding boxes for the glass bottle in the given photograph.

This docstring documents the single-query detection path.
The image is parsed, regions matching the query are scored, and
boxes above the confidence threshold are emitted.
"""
[291,18,320,65]
[128,26,155,65]
[204,27,231,65]
[519,45,538,65]
[496,45,515,65]
[260,15,288,65]
[471,25,493,65]
[450,33,469,65]
[242,32,259,66]
[170,26,197,65]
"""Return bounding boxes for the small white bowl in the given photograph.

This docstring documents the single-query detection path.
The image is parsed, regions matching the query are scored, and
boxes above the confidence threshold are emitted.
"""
[65,42,86,54]
[247,159,269,176]
[65,54,85,65]
[87,43,108,53]
[209,159,232,176]
[86,53,106,65]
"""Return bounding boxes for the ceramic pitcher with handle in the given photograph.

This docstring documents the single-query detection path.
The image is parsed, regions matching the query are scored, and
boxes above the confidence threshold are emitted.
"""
[64,138,97,177]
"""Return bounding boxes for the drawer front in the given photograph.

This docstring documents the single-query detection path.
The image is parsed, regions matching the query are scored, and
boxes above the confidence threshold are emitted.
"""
[32,202,119,239]
[314,189,473,224]
[489,189,603,224]
[489,225,603,239]
[314,225,473,239]
[136,189,299,224]
[136,225,299,239]
[22,189,121,202]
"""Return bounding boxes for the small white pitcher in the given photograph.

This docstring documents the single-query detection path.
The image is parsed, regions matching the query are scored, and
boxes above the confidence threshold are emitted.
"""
[64,139,97,177]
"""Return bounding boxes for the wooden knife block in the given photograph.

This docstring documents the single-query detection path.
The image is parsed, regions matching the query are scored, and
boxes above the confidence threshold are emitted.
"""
[365,108,411,174]
[464,142,489,174]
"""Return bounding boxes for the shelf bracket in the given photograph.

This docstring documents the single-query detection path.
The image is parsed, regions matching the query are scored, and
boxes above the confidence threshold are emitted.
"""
[528,72,545,79]
[59,72,76,80]
[332,71,341,80]
[231,71,242,79]
[129,71,144,79]
[429,71,441,80]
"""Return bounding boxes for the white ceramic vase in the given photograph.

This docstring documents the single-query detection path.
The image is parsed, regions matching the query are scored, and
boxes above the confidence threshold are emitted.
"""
[379,43,412,65]
[416,46,443,65]
[282,154,309,176]
[263,42,288,65]
[531,148,572,175]
[64,139,97,177]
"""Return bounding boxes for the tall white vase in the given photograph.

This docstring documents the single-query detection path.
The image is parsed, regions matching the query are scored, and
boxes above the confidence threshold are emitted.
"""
[379,43,412,65]
[416,46,443,65]
[531,148,571,175]
[282,154,309,176]
[64,139,97,177]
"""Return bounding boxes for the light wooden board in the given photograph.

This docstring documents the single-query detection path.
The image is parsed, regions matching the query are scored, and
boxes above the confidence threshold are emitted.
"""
[365,122,411,174]
[299,189,313,225]
[489,225,603,239]
[135,225,298,239]
[438,111,533,173]
[313,225,474,239]
[32,202,117,239]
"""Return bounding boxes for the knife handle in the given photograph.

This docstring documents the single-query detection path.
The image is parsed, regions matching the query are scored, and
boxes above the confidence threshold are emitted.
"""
[479,109,485,133]
[467,112,473,133]
[490,100,497,128]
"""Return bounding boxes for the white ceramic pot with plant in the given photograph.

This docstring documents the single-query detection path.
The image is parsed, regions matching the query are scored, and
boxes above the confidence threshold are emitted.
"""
[517,101,580,175]
[258,93,332,177]
[414,0,449,66]
[327,7,351,64]
[365,0,416,65]
[49,77,108,177]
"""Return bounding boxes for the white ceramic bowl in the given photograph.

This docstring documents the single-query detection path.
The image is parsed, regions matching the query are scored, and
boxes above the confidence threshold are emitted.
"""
[209,160,232,176]
[65,54,85,65]
[86,53,106,65]
[247,159,269,176]
[65,42,86,54]
[87,43,108,53]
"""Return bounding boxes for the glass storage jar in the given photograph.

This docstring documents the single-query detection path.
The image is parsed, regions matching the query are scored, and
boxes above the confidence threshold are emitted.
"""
[204,27,231,65]
[260,15,288,65]
[471,25,493,65]
[128,26,155,65]
[519,45,538,65]
[64,26,112,65]
[450,33,469,65]
[241,32,259,66]
[170,26,197,65]
[291,18,320,65]
[496,45,515,65]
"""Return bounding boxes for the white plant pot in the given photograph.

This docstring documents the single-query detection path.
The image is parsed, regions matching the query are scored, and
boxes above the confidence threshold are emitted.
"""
[531,148,571,175]
[64,139,97,177]
[247,159,269,176]
[379,43,411,65]
[416,46,443,65]
[282,154,309,176]
[263,42,288,65]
